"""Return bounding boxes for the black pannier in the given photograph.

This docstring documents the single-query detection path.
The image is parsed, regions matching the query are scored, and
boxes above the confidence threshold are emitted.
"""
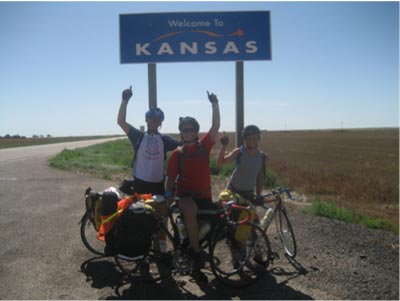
[105,202,159,258]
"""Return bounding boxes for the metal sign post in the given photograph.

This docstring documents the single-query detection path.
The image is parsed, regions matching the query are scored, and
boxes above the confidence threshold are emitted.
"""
[236,61,244,147]
[148,63,157,108]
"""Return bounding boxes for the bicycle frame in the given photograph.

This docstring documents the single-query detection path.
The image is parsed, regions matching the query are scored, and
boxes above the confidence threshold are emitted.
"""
[259,187,297,258]
[261,195,283,231]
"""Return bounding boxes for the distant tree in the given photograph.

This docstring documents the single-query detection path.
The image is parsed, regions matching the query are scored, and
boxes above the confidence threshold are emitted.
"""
[47,134,52,138]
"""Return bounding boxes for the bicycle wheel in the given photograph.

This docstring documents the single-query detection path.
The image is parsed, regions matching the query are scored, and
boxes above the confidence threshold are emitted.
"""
[80,213,105,256]
[275,207,297,258]
[209,222,271,288]
[114,225,175,283]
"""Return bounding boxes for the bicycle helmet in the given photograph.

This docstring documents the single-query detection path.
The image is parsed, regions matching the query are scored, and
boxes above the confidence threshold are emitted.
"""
[145,107,165,122]
[179,116,200,133]
[242,125,261,138]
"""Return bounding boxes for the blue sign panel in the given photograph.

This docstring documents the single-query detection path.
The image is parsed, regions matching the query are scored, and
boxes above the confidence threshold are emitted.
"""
[120,11,271,64]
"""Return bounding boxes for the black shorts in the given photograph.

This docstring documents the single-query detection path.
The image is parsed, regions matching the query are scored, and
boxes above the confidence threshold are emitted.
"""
[133,177,165,195]
[177,197,220,225]
[228,184,255,201]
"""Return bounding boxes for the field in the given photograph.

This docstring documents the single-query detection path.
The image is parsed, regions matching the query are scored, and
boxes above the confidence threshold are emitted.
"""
[45,128,398,229]
[217,128,399,227]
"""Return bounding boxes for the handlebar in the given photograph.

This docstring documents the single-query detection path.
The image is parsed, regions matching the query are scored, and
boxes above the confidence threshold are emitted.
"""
[261,187,295,202]
[221,200,252,224]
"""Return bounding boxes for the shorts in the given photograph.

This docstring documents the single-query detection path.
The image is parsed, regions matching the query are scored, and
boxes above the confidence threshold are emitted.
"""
[133,177,165,195]
[178,197,221,226]
[227,184,255,201]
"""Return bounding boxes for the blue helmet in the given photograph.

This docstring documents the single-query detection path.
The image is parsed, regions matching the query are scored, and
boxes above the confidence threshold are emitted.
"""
[145,108,164,122]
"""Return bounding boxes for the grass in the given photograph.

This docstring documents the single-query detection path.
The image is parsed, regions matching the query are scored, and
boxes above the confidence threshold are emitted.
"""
[303,199,398,234]
[48,139,133,180]
[47,128,399,234]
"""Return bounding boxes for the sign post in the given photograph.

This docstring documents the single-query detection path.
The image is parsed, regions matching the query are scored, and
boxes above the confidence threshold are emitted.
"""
[120,11,271,146]
[148,63,157,109]
[236,61,244,147]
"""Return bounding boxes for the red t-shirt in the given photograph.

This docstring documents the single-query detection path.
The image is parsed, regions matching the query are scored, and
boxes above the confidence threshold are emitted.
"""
[167,133,214,199]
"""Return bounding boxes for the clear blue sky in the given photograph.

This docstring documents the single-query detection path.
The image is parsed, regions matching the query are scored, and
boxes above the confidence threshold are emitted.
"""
[0,1,398,137]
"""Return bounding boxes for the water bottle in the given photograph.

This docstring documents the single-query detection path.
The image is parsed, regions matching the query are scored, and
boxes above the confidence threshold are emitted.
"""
[261,208,273,228]
[199,222,211,240]
[176,216,186,243]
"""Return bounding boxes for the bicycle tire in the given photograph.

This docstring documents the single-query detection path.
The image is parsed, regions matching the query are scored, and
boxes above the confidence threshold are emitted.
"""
[114,224,175,283]
[80,213,105,256]
[275,207,297,258]
[209,222,271,288]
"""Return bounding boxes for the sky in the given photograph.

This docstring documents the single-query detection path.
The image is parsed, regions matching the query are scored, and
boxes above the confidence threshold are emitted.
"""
[0,1,398,137]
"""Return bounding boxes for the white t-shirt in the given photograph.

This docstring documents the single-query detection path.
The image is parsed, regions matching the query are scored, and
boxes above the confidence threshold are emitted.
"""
[133,133,165,182]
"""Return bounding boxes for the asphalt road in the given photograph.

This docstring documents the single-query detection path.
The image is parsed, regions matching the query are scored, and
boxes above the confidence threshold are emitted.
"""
[0,138,124,299]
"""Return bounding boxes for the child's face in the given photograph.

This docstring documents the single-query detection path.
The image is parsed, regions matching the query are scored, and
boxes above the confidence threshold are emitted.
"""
[244,134,261,149]
[180,125,198,143]
[146,117,162,131]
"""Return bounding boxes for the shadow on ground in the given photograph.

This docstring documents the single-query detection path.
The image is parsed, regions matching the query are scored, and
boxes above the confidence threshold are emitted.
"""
[80,255,313,300]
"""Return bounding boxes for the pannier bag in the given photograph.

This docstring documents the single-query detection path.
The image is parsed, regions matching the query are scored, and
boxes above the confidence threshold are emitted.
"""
[105,200,159,257]
[219,189,256,242]
[96,187,123,241]
[84,187,103,231]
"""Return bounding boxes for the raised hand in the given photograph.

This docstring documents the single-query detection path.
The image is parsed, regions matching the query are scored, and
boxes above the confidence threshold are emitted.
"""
[220,131,229,146]
[122,85,133,101]
[207,90,218,104]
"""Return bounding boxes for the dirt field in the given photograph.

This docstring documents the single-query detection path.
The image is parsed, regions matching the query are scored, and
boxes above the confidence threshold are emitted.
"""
[214,128,399,227]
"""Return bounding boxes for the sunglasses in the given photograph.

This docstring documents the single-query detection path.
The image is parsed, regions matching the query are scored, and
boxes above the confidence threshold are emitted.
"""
[181,127,196,133]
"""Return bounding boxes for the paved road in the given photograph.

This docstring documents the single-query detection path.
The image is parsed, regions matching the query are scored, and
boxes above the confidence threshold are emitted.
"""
[0,138,316,299]
[0,138,126,299]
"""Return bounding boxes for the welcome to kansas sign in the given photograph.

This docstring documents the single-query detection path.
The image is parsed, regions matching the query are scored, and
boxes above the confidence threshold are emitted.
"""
[120,11,271,64]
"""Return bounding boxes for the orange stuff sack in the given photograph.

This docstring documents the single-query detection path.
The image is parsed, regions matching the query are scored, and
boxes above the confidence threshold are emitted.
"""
[97,192,133,241]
